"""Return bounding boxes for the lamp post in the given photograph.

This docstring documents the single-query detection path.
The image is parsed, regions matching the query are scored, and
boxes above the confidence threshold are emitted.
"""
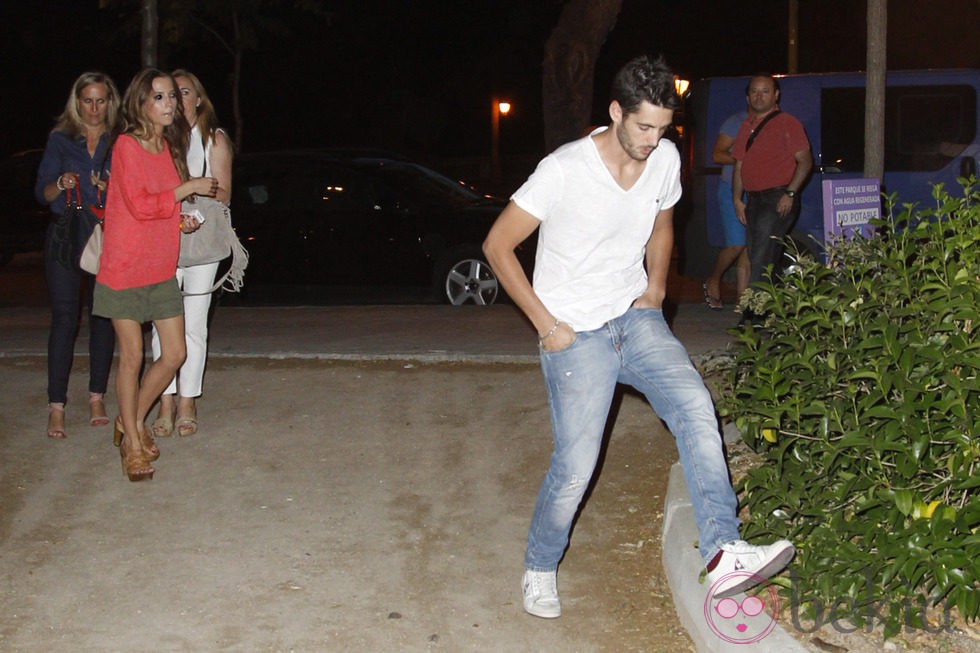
[491,99,511,184]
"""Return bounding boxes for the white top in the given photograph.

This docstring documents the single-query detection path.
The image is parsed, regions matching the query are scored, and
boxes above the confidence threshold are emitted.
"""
[512,127,682,331]
[186,124,218,177]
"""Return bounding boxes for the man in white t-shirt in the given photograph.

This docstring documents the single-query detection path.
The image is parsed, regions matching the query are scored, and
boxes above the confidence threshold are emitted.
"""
[484,55,794,619]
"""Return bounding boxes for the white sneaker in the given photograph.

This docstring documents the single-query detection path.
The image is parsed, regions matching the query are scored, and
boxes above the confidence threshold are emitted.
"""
[705,539,795,598]
[522,569,561,618]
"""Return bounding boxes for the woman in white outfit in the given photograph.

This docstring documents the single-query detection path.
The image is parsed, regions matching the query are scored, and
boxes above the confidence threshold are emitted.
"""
[150,70,232,437]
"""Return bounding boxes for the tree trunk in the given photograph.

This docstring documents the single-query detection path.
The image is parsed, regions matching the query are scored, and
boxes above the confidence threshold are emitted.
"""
[232,11,244,151]
[787,0,799,73]
[141,0,158,68]
[542,0,623,153]
[864,0,887,180]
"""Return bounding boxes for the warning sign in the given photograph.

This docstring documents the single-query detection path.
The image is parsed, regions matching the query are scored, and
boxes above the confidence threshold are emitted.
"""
[821,178,881,239]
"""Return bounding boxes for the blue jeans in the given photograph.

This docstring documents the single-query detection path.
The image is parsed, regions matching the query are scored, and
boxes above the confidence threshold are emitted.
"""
[744,189,799,286]
[44,224,115,404]
[524,307,741,570]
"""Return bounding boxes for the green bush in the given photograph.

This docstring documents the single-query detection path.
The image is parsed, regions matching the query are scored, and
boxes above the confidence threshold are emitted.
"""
[719,178,980,638]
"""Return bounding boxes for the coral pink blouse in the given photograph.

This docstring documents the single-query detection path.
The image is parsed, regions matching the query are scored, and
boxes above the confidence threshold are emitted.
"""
[97,134,181,290]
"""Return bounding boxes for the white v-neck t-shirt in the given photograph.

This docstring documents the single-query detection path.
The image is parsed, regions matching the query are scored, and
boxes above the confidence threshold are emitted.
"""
[512,127,682,331]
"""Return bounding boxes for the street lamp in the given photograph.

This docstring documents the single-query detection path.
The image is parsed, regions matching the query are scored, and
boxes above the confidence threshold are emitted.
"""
[672,78,691,139]
[674,77,690,97]
[491,98,512,183]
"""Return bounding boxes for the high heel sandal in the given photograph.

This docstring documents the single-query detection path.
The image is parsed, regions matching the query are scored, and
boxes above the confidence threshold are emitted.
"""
[114,418,160,462]
[119,437,155,482]
[151,416,174,437]
[702,281,724,310]
[89,392,110,427]
[47,402,67,439]
[176,415,198,437]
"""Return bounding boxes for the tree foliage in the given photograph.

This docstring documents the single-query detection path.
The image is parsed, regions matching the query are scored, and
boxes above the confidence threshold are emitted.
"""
[721,179,980,638]
[100,0,332,150]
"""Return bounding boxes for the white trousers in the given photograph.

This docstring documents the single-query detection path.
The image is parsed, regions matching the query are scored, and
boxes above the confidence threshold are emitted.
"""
[151,262,220,397]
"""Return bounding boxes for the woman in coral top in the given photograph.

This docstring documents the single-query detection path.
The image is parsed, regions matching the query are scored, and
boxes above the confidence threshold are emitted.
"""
[93,69,218,482]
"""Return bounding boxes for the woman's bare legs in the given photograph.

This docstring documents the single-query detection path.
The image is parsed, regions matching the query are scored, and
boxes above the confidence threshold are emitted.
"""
[112,315,186,473]
[706,245,749,305]
[112,318,153,475]
[140,315,187,427]
[734,248,750,298]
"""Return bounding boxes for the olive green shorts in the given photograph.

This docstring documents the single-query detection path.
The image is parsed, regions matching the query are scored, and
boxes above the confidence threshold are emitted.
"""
[93,278,183,323]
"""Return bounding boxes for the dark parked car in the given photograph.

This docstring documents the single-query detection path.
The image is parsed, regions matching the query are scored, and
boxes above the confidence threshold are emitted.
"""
[0,150,48,267]
[231,150,531,304]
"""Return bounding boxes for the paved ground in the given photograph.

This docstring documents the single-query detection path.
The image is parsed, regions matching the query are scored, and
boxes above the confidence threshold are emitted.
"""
[0,301,747,653]
[0,252,755,652]
[0,358,677,651]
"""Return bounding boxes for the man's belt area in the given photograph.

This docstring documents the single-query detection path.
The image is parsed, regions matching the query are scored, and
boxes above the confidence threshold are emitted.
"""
[745,186,787,198]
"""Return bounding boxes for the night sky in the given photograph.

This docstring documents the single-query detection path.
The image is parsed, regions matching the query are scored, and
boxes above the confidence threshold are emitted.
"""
[3,0,977,163]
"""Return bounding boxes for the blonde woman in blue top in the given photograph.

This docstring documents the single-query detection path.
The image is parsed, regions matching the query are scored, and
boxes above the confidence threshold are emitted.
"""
[35,72,120,439]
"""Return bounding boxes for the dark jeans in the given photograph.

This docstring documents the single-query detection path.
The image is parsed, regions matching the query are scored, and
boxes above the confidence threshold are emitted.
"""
[744,189,800,287]
[44,224,115,404]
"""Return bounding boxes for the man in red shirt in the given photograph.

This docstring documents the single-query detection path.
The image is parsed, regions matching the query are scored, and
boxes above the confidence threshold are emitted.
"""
[731,74,812,289]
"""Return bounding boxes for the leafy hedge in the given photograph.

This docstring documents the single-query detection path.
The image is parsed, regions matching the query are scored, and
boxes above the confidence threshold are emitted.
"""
[719,179,980,638]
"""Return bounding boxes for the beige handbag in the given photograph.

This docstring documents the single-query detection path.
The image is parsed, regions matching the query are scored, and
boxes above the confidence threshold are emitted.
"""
[178,196,248,294]
[79,222,103,275]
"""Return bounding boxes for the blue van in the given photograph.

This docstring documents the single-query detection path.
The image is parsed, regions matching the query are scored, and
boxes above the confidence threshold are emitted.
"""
[681,69,980,277]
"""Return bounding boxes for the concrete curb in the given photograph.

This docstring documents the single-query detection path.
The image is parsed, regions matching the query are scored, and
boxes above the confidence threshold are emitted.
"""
[663,462,808,652]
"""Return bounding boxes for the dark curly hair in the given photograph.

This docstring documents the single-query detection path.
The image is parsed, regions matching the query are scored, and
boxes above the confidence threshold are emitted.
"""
[610,55,681,115]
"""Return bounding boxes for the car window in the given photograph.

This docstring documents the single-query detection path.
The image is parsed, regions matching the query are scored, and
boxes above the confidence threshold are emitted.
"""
[238,160,381,212]
[245,183,270,205]
[358,160,484,210]
[314,165,380,212]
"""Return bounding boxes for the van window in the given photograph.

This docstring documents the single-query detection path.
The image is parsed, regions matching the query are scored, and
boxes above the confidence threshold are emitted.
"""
[821,85,977,172]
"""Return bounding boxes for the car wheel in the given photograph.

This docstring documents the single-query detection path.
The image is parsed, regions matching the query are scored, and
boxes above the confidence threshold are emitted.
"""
[436,248,500,305]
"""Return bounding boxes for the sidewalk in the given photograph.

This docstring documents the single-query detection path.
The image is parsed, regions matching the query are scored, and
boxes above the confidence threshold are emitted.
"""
[0,302,742,363]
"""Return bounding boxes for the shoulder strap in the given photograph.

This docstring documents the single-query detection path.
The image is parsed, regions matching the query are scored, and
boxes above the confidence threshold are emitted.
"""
[745,110,782,152]
[95,140,113,208]
[98,138,112,175]
[200,131,208,178]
